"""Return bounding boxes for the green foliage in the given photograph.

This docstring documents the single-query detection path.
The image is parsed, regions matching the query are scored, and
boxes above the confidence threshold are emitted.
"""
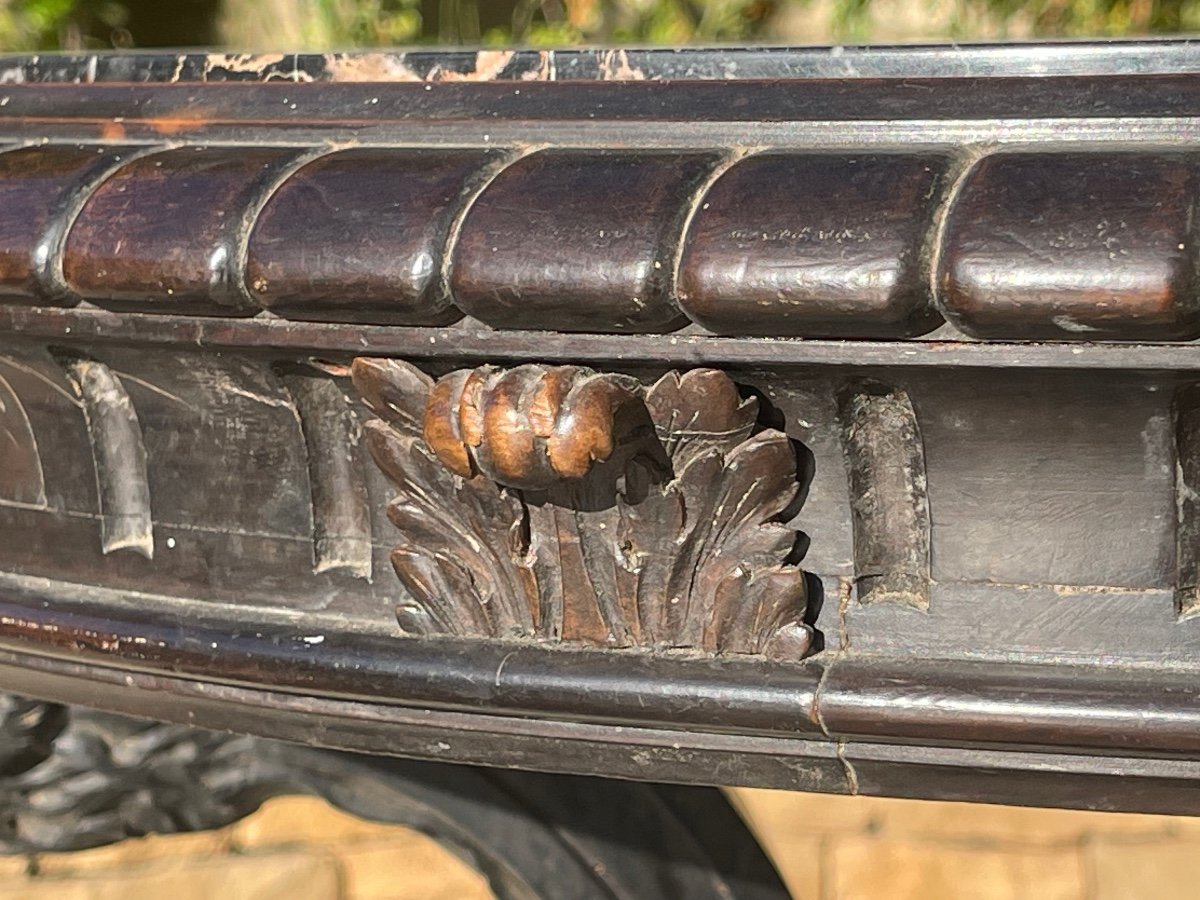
[494,0,779,45]
[304,0,422,46]
[0,0,1197,54]
[0,0,129,50]
[0,0,76,49]
[971,0,1200,36]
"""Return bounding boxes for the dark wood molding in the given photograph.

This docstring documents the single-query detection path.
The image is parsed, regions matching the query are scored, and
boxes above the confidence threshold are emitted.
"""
[0,142,1187,342]
[9,648,1200,817]
[14,306,1200,370]
[838,381,931,608]
[281,369,374,579]
[0,44,1199,823]
[0,573,827,737]
[0,65,1194,342]
[3,572,1200,760]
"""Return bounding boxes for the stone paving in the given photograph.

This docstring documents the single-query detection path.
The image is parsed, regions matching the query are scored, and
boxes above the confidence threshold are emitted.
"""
[0,789,1194,898]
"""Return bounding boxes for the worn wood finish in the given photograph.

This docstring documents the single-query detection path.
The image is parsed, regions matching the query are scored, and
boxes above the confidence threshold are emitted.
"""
[63,146,309,314]
[940,151,1200,340]
[0,146,135,305]
[1177,384,1200,617]
[677,151,954,337]
[0,44,1199,837]
[415,363,645,488]
[17,305,1200,369]
[0,79,1192,341]
[281,369,374,579]
[353,359,813,655]
[0,362,44,507]
[247,148,500,323]
[450,150,720,332]
[0,572,828,735]
[58,355,153,558]
[0,140,1178,340]
[13,648,1200,818]
[838,381,930,608]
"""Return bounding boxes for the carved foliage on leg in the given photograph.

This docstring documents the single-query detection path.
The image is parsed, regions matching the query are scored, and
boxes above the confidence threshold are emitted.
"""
[351,358,812,658]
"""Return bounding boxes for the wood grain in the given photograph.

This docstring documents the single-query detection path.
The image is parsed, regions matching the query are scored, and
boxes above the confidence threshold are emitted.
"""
[940,152,1200,340]
[63,147,307,314]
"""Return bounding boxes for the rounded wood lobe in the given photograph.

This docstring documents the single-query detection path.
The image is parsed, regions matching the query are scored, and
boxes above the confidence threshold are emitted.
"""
[422,364,642,489]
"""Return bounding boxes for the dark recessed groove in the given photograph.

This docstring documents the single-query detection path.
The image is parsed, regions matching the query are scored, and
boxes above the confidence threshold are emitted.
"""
[1175,383,1200,618]
[18,307,1200,371]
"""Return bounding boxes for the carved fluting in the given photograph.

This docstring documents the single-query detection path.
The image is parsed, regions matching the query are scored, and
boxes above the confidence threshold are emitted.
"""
[0,136,1192,341]
[1174,384,1200,618]
[838,381,931,609]
[59,356,154,558]
[282,370,374,579]
[351,358,812,657]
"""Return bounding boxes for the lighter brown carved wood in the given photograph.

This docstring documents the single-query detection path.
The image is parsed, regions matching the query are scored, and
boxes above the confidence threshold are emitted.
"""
[423,365,644,490]
[351,358,813,657]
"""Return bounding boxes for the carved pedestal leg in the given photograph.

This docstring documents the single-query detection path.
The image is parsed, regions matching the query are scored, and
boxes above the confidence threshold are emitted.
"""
[0,697,788,900]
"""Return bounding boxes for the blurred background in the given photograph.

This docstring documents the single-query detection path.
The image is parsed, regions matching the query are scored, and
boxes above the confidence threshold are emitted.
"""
[0,0,1197,54]
[1,788,1197,899]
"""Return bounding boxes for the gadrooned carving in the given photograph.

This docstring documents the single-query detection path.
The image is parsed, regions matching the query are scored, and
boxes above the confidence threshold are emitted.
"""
[351,359,812,658]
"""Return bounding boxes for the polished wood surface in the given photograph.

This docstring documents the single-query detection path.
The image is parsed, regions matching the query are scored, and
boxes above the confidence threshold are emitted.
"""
[64,146,304,313]
[0,140,1190,341]
[678,152,952,337]
[450,150,718,332]
[0,45,1198,827]
[940,152,1200,340]
[248,148,499,323]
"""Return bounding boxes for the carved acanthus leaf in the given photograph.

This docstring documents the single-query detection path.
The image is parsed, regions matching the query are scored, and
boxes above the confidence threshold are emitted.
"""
[351,358,812,657]
[355,358,539,638]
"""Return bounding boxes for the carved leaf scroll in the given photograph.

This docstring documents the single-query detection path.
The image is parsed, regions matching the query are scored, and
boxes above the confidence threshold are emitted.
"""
[351,359,812,658]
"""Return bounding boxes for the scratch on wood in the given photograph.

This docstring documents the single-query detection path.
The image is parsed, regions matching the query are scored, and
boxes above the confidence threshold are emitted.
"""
[0,367,46,507]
